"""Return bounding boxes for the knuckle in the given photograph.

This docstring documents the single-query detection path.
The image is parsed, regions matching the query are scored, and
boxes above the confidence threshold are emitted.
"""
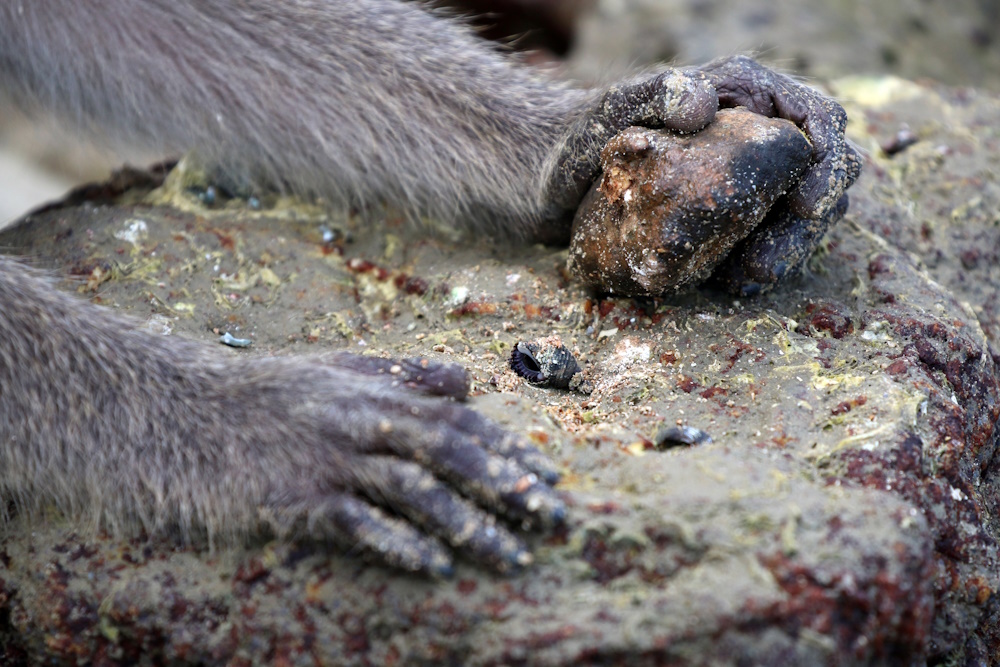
[600,85,626,113]
[827,103,848,131]
[729,54,759,71]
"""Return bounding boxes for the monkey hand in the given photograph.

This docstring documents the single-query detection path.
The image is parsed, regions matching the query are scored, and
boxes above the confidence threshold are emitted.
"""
[548,56,859,221]
[1,267,563,577]
[246,352,565,576]
[693,55,861,221]
[545,56,861,293]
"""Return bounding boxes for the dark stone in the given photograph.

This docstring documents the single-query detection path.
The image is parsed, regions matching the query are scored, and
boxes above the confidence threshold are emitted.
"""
[569,108,812,296]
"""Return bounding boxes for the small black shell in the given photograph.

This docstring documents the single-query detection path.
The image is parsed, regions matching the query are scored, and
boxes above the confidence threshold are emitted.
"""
[654,425,713,450]
[510,339,582,390]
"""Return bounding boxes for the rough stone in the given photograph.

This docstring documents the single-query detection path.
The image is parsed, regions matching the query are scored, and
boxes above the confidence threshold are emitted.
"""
[569,108,812,296]
[1,77,999,666]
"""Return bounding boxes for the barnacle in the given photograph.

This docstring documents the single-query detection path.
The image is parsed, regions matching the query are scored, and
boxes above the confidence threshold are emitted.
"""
[509,337,584,391]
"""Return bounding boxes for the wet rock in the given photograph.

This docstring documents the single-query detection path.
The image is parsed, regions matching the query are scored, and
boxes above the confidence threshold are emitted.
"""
[570,108,812,296]
[3,77,1000,666]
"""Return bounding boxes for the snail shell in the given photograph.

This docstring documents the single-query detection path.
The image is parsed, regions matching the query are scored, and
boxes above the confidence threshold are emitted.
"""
[510,338,582,390]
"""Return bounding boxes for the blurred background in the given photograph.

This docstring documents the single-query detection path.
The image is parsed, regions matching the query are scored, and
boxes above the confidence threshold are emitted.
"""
[2,0,998,225]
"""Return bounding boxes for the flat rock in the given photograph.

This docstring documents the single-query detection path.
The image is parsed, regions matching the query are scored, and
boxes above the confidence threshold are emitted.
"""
[1,77,999,665]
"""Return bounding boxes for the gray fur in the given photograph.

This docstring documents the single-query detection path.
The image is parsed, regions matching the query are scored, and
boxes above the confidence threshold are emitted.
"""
[0,1,858,571]
[0,258,564,572]
[0,0,592,570]
[0,0,594,235]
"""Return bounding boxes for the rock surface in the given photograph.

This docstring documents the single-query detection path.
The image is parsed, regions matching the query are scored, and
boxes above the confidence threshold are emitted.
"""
[1,77,1000,665]
[568,0,1000,91]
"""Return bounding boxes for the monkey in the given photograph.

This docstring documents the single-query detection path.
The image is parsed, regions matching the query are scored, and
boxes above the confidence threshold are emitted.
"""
[0,0,860,576]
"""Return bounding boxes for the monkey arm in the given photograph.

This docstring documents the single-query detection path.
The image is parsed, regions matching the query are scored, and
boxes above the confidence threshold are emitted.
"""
[0,259,563,575]
[0,2,857,239]
[0,0,588,233]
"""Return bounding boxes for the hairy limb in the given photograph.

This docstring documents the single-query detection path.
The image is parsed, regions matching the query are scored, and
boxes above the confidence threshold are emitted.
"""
[1,4,857,242]
[0,0,588,233]
[0,259,563,575]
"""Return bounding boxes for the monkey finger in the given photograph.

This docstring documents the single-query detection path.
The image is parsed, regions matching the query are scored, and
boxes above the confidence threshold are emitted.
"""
[357,457,533,573]
[381,413,566,528]
[696,56,862,220]
[765,81,861,219]
[604,70,717,134]
[489,433,562,486]
[271,490,456,577]
[423,402,562,484]
[652,70,718,133]
[693,56,783,119]
[786,135,862,221]
[327,353,470,399]
[358,390,562,484]
[711,194,848,296]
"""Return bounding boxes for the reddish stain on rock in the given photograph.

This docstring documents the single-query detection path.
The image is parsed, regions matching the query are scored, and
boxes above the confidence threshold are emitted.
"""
[832,251,1000,658]
[393,274,429,296]
[700,386,728,399]
[832,395,867,415]
[798,301,855,339]
[449,300,499,317]
[677,375,699,393]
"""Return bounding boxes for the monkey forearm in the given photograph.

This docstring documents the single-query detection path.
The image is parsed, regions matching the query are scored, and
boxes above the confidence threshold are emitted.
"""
[0,257,563,571]
[1,3,857,241]
[0,258,260,535]
[0,0,591,231]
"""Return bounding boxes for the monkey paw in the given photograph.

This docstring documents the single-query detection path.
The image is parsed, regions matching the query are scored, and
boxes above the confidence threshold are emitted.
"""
[568,108,850,297]
[238,353,564,577]
[693,55,861,221]
[543,55,861,280]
